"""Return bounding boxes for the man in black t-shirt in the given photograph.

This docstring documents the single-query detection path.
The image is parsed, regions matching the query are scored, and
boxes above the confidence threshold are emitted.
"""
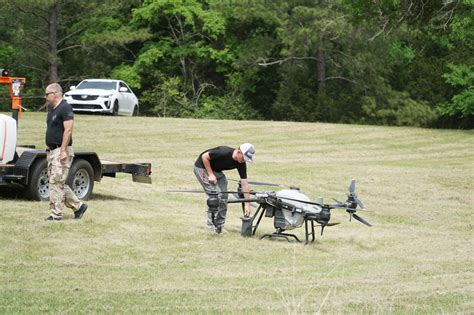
[44,83,88,221]
[194,143,255,233]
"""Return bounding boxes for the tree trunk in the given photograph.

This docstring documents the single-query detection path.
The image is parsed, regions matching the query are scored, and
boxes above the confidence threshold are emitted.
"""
[47,2,59,84]
[317,37,326,96]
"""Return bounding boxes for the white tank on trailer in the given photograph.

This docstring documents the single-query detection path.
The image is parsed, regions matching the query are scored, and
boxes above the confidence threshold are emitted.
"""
[0,114,17,164]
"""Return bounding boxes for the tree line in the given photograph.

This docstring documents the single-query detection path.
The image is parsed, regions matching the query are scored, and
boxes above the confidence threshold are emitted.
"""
[0,0,472,128]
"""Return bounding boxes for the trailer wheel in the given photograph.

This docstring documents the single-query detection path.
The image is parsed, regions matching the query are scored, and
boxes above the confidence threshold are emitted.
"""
[26,158,49,201]
[67,159,94,200]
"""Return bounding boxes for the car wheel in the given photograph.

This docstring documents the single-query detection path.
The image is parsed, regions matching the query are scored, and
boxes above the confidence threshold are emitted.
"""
[132,105,139,116]
[112,101,119,116]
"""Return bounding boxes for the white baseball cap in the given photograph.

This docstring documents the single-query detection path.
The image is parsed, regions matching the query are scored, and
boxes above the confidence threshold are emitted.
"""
[240,143,255,163]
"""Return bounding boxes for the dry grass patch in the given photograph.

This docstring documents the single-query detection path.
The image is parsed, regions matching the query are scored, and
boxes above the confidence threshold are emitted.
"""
[1,112,473,313]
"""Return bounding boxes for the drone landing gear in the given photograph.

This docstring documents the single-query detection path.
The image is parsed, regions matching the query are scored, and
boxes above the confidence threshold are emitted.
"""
[251,205,301,242]
[304,218,317,244]
[249,204,265,236]
[251,205,308,243]
[259,230,301,243]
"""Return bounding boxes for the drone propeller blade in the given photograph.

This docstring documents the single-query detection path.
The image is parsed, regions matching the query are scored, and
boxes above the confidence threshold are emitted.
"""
[229,178,282,187]
[167,189,206,193]
[355,197,365,209]
[349,179,356,194]
[331,198,347,208]
[352,213,372,227]
[248,181,282,187]
[277,196,323,207]
[222,190,258,195]
[320,222,341,235]
[231,193,257,208]
[167,189,256,195]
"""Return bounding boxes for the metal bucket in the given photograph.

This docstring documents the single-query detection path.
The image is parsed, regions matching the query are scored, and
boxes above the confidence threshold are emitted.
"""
[241,216,253,237]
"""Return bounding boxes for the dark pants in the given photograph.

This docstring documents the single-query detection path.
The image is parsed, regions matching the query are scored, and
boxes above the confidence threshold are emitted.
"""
[193,166,228,229]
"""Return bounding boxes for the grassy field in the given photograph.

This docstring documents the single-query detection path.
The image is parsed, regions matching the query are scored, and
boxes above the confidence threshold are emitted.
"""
[1,112,473,314]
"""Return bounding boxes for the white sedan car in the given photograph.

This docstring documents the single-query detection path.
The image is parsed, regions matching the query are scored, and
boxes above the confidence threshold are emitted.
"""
[64,79,139,116]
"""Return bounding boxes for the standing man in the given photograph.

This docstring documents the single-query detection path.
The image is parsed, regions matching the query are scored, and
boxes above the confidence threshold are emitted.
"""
[194,143,255,234]
[44,83,87,221]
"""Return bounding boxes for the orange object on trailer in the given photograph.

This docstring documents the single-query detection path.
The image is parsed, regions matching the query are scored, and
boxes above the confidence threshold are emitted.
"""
[0,68,26,121]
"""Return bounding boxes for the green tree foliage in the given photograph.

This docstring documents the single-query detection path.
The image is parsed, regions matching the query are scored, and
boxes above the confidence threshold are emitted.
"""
[0,0,142,109]
[433,1,474,127]
[213,1,283,118]
[126,0,231,116]
[439,64,474,118]
[345,0,473,128]
[0,0,471,128]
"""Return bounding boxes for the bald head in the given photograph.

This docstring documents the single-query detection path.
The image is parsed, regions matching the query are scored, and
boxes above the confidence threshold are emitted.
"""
[45,83,63,107]
[46,83,63,96]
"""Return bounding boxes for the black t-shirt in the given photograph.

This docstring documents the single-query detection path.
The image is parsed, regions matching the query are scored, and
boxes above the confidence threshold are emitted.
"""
[194,146,247,179]
[45,99,74,147]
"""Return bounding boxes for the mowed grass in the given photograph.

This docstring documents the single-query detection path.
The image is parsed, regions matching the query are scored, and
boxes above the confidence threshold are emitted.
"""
[1,112,473,314]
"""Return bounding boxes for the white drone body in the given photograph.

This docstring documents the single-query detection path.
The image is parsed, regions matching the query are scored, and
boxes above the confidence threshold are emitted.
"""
[272,188,323,230]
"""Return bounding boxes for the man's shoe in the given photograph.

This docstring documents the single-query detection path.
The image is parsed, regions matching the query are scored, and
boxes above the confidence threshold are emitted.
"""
[45,215,62,221]
[215,225,222,234]
[204,223,215,230]
[74,203,88,219]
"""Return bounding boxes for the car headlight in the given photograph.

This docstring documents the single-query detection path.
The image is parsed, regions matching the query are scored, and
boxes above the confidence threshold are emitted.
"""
[99,94,113,98]
[65,93,71,97]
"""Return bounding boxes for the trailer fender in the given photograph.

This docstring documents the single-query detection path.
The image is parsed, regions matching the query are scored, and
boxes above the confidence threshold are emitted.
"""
[73,152,102,182]
[10,150,46,185]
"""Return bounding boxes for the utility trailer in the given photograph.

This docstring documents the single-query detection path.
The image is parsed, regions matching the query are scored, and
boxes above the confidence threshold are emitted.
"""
[0,71,151,200]
[0,144,151,201]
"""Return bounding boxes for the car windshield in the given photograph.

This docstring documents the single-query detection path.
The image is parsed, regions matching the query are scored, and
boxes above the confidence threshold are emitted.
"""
[76,81,117,90]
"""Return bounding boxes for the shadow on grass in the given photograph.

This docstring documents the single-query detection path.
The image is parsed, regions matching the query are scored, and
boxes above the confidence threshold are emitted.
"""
[91,193,135,201]
[0,186,28,200]
[0,187,134,202]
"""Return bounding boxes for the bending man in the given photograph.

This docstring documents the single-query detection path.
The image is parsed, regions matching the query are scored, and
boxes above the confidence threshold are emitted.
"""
[194,144,255,234]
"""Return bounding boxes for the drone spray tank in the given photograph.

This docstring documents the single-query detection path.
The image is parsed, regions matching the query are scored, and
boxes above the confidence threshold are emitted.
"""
[273,188,316,230]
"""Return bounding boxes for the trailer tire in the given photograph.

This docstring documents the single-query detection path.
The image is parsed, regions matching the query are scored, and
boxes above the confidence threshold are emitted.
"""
[26,158,50,201]
[67,159,94,201]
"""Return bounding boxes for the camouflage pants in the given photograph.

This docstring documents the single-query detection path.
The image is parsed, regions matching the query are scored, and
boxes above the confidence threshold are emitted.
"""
[193,166,228,229]
[47,147,81,218]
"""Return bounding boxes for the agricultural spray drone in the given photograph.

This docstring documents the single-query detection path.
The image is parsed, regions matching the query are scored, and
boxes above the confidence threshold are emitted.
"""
[169,179,371,244]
